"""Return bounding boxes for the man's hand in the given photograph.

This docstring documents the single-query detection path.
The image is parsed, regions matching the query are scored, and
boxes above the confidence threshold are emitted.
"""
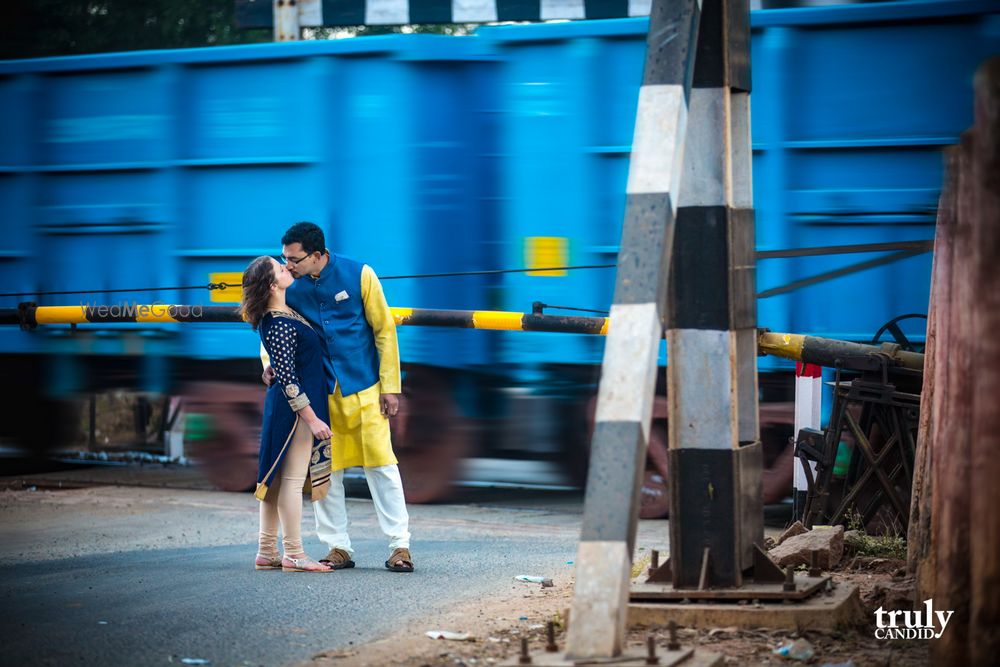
[380,393,400,417]
[262,365,275,387]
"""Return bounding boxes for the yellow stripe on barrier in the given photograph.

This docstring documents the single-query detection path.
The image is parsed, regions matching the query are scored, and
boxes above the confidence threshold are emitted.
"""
[599,318,610,335]
[391,307,413,326]
[472,310,526,331]
[34,307,89,325]
[757,331,806,362]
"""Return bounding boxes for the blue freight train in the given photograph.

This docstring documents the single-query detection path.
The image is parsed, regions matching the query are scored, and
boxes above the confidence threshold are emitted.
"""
[1,0,996,499]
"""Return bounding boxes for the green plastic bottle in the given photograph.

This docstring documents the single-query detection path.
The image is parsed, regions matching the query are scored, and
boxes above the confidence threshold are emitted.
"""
[833,441,853,478]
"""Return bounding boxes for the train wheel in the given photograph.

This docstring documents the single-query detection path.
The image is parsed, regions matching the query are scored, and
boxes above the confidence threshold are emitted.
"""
[639,421,670,519]
[182,382,261,492]
[393,367,468,504]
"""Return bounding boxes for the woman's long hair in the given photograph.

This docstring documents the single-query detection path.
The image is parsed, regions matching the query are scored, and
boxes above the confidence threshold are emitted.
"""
[240,256,276,330]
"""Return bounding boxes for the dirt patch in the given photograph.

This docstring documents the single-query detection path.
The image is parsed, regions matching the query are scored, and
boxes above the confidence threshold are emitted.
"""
[299,576,573,667]
[300,562,929,667]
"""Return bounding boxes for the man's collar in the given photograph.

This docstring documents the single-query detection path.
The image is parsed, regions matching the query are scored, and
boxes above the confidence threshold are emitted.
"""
[309,250,332,280]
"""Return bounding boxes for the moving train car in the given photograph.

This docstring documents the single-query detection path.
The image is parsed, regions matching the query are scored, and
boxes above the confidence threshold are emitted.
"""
[1,0,996,500]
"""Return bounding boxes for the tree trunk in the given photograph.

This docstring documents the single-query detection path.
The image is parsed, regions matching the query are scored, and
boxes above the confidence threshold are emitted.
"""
[969,56,1000,667]
[929,132,974,666]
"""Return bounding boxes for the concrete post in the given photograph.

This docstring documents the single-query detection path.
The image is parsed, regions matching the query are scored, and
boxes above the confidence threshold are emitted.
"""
[565,0,701,658]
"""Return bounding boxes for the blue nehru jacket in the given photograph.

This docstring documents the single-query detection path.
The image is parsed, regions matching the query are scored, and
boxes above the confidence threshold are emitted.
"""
[285,254,381,397]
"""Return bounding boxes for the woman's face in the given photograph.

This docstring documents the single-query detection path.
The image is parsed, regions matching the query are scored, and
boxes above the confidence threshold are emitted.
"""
[270,258,294,291]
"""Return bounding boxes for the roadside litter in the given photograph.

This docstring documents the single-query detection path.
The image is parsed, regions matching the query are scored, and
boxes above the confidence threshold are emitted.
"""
[773,638,815,660]
[425,630,475,641]
[514,575,554,587]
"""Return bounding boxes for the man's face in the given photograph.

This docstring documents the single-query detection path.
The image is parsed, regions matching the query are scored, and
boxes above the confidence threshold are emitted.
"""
[281,243,321,278]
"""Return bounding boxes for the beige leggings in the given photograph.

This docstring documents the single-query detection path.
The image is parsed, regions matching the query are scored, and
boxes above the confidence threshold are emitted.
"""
[258,418,313,557]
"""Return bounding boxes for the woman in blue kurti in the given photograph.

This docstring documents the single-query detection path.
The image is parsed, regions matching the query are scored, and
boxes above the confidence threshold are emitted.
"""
[240,256,335,573]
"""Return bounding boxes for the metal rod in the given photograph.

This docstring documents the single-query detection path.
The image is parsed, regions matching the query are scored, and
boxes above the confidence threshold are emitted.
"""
[667,621,680,651]
[809,550,821,577]
[519,637,532,664]
[545,622,558,652]
[758,331,924,372]
[1,303,610,336]
[2,301,928,378]
[645,635,659,665]
[783,566,796,592]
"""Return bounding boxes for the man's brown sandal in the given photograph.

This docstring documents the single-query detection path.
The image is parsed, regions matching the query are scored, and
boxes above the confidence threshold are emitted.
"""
[385,547,414,572]
[319,547,355,570]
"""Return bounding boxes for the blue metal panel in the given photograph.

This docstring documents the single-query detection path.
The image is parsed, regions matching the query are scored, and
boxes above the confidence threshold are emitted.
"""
[0,0,995,378]
[486,31,647,367]
[0,75,33,167]
[36,69,170,167]
[401,62,497,369]
[479,1,997,371]
[182,60,323,162]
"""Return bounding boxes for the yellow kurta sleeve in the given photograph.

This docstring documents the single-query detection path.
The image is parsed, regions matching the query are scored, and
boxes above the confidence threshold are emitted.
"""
[361,264,401,393]
[260,343,270,369]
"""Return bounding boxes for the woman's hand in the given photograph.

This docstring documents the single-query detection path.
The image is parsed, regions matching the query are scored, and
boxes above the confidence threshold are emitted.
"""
[297,405,332,440]
[307,418,332,441]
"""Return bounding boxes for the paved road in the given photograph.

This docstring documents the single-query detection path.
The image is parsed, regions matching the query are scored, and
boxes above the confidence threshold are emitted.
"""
[0,485,586,667]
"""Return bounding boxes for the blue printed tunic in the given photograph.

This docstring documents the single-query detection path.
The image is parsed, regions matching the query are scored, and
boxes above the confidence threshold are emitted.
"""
[255,310,332,501]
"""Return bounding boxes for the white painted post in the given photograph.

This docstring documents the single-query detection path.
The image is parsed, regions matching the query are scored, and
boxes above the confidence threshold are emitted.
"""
[165,397,187,463]
[793,361,822,519]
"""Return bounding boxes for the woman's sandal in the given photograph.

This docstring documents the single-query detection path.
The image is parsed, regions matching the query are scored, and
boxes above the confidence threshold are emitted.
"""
[282,554,334,573]
[255,553,282,570]
[385,547,414,573]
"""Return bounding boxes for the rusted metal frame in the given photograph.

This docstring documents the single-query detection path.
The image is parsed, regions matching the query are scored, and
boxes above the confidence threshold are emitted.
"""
[843,409,910,525]
[899,405,919,470]
[847,384,917,523]
[828,421,901,526]
[852,401,915,528]
[631,576,830,601]
[875,401,914,485]
[803,391,850,527]
[752,543,786,584]
[854,462,906,529]
[756,248,927,300]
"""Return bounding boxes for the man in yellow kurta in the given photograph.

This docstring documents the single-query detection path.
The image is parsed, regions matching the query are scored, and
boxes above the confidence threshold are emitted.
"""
[263,222,413,572]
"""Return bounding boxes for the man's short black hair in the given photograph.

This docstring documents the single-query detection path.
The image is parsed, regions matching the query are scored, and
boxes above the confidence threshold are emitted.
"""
[281,222,326,255]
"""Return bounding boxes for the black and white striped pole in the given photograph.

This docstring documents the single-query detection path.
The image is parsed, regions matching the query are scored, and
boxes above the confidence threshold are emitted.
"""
[565,0,700,658]
[665,0,762,589]
[238,0,660,28]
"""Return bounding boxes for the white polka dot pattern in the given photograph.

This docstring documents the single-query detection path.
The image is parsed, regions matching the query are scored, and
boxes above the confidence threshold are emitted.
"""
[263,316,310,411]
